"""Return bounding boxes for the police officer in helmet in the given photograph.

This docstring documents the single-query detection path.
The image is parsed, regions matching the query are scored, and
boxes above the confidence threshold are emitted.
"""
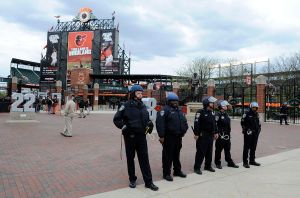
[279,102,289,125]
[156,92,189,182]
[193,96,219,175]
[113,84,159,191]
[241,102,261,168]
[214,100,239,169]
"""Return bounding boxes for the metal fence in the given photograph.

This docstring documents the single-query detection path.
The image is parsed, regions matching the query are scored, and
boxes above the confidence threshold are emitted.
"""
[215,82,256,119]
[265,78,300,124]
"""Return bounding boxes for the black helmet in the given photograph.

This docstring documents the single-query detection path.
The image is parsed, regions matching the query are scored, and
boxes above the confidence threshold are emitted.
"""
[202,96,218,107]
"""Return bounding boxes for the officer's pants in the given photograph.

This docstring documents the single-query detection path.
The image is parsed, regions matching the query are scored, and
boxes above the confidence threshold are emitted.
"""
[162,135,182,176]
[280,115,288,124]
[194,133,213,170]
[243,132,260,163]
[123,134,153,185]
[214,138,234,166]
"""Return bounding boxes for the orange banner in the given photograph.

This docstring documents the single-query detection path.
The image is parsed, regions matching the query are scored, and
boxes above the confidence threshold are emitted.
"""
[67,31,94,70]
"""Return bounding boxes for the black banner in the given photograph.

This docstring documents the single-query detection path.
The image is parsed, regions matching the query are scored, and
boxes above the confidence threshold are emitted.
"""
[100,29,120,74]
[40,32,61,83]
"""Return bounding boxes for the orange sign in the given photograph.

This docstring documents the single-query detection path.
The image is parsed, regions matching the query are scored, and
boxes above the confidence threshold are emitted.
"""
[67,31,94,70]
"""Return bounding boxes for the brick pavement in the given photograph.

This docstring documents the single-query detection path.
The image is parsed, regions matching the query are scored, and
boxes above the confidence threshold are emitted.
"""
[0,113,299,198]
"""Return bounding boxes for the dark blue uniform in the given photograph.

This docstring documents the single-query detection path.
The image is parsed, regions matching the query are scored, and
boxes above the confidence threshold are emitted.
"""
[241,110,261,164]
[156,105,188,177]
[193,108,217,171]
[214,111,235,166]
[113,99,154,186]
[280,105,289,125]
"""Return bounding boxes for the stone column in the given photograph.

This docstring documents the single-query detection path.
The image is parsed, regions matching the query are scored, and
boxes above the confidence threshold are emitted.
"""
[93,83,99,111]
[207,79,216,96]
[74,85,79,96]
[147,83,153,98]
[11,77,18,92]
[55,80,62,114]
[83,85,88,101]
[256,75,267,119]
[172,82,180,95]
[56,80,62,93]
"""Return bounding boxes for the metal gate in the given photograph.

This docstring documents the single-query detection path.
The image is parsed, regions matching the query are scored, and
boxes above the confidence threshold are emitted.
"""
[265,78,300,124]
[215,82,257,119]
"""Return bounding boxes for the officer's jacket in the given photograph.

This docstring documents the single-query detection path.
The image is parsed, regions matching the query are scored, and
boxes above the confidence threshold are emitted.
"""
[156,105,188,138]
[241,110,261,133]
[216,111,231,134]
[280,105,288,114]
[193,108,217,136]
[113,99,150,135]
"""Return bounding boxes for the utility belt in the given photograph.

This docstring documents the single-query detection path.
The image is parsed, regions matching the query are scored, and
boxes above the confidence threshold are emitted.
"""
[219,132,230,140]
[245,129,259,135]
[199,131,214,137]
[165,133,184,137]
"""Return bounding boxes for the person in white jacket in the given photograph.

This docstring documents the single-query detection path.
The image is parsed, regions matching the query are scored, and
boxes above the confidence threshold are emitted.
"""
[61,94,76,137]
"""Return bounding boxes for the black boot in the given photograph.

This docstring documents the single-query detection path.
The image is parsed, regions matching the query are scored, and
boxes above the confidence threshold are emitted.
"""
[163,175,173,181]
[216,164,222,169]
[129,181,136,188]
[204,167,215,172]
[145,183,159,191]
[194,169,202,175]
[249,161,261,166]
[228,163,239,168]
[173,171,187,178]
[243,163,250,168]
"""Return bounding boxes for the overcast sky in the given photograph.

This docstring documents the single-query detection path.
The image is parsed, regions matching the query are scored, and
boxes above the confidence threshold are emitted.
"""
[0,0,300,77]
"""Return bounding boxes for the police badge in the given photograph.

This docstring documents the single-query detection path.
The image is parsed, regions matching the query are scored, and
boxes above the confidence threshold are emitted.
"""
[215,116,219,121]
[119,105,125,111]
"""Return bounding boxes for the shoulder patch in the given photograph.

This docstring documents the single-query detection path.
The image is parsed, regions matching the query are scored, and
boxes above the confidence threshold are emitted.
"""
[212,111,215,115]
[119,105,125,111]
[242,114,246,118]
[196,112,200,118]
[160,110,165,116]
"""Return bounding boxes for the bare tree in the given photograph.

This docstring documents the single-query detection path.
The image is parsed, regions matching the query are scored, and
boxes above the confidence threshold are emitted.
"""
[175,56,219,85]
[272,52,300,73]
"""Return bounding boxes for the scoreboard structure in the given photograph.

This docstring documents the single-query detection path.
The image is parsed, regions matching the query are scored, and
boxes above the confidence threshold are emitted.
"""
[40,7,130,91]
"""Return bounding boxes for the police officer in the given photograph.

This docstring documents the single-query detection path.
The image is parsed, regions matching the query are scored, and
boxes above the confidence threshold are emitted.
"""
[241,102,261,168]
[193,96,219,175]
[214,100,239,169]
[113,85,159,191]
[280,102,289,125]
[156,92,188,182]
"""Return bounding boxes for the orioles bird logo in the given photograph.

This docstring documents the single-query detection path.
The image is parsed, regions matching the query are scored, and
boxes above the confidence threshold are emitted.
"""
[75,34,87,46]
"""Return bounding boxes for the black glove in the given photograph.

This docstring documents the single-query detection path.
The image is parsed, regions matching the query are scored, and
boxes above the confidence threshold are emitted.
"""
[145,121,154,134]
